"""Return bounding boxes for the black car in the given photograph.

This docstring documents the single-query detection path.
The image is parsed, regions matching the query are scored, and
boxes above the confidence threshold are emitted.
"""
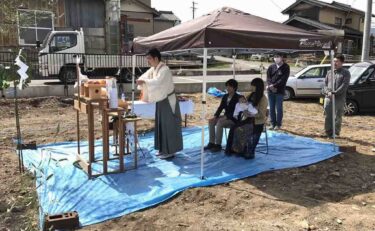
[345,61,375,115]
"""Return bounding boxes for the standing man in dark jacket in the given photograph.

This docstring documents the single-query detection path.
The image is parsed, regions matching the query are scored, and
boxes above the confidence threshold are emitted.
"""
[205,79,240,152]
[323,54,350,138]
[267,53,290,130]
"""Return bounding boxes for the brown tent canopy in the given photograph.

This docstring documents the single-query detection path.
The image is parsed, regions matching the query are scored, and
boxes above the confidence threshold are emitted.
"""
[132,7,336,54]
[131,7,339,179]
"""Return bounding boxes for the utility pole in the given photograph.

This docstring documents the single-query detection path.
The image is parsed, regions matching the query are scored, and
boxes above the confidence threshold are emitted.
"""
[361,0,372,61]
[191,1,198,19]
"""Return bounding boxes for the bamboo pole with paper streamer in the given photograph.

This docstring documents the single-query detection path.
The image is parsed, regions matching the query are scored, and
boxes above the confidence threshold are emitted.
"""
[76,56,81,155]
[13,49,28,173]
[330,50,336,151]
[14,50,29,90]
[74,57,88,89]
[200,48,208,179]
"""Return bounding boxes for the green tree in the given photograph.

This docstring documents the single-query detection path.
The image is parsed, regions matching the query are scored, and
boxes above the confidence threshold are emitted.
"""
[0,0,57,45]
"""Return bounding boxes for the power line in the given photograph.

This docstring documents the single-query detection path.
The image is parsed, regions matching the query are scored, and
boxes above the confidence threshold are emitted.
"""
[191,1,198,19]
[269,0,283,11]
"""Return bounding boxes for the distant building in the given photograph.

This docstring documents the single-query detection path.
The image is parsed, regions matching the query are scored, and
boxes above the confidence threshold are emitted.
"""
[154,11,181,32]
[120,0,180,53]
[0,0,180,54]
[282,0,374,55]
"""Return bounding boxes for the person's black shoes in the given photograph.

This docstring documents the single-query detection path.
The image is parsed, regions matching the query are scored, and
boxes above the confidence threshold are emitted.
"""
[243,152,255,159]
[204,142,215,150]
[224,149,232,156]
[210,144,222,152]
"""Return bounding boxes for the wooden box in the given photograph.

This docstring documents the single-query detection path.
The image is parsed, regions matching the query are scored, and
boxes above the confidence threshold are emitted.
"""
[84,83,106,99]
[79,83,85,96]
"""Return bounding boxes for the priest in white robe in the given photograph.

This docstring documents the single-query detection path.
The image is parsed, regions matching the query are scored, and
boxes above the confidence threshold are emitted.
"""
[136,48,183,159]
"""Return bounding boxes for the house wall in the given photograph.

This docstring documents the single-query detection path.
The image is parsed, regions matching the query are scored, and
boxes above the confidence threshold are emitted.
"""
[64,0,106,54]
[65,0,105,28]
[319,7,364,32]
[121,0,150,13]
[123,11,154,36]
[154,20,174,33]
[319,8,347,25]
[343,12,364,32]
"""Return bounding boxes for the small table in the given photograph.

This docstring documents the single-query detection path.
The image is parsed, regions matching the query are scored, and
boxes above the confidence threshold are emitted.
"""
[131,100,194,127]
[102,107,126,174]
[105,113,142,171]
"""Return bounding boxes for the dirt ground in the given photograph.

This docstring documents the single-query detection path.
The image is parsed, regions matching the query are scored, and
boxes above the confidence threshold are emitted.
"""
[0,94,375,231]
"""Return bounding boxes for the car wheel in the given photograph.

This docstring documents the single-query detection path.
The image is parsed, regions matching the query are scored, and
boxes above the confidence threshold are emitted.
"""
[59,67,76,84]
[119,71,132,83]
[344,99,358,116]
[284,88,294,100]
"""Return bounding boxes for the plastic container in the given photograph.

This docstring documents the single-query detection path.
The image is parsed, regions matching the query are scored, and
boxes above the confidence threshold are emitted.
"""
[108,79,118,109]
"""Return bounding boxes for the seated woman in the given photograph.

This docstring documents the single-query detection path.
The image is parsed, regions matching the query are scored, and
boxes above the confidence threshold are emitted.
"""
[225,78,268,159]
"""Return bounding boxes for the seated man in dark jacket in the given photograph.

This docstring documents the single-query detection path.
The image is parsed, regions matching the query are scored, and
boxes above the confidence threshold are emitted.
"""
[205,79,241,152]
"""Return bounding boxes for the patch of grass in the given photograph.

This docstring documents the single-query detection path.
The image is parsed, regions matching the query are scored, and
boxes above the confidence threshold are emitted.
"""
[21,173,39,229]
[208,62,231,69]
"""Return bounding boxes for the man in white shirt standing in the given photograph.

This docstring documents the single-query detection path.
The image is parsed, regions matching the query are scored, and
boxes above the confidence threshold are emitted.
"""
[136,48,183,159]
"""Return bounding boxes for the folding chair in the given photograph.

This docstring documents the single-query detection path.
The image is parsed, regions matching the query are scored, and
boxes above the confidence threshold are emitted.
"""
[256,109,269,155]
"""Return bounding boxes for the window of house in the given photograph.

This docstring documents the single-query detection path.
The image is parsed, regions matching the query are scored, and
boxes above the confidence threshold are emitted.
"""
[49,34,77,52]
[360,17,365,23]
[335,17,342,26]
[17,9,54,46]
[345,18,352,24]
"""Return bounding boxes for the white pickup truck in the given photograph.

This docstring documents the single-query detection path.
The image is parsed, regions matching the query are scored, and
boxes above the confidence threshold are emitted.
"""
[38,29,148,83]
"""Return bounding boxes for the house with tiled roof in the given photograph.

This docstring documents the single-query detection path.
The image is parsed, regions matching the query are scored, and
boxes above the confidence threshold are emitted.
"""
[282,0,374,55]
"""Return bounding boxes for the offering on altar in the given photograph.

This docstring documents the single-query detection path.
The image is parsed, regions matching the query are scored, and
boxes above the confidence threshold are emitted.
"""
[118,93,128,110]
[107,78,118,109]
[83,80,106,99]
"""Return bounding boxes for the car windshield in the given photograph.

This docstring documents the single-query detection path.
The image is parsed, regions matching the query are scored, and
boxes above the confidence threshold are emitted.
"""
[41,31,52,49]
[294,66,312,77]
[349,65,369,84]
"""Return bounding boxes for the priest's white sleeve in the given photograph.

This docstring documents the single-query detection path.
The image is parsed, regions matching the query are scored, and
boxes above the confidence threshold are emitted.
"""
[144,65,174,103]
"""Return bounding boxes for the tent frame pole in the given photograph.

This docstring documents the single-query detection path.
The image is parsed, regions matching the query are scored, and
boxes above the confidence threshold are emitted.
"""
[330,50,336,151]
[232,49,236,80]
[200,48,208,179]
[132,55,136,114]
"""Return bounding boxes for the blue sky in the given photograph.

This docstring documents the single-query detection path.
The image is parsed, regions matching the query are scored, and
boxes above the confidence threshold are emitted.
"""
[152,0,372,23]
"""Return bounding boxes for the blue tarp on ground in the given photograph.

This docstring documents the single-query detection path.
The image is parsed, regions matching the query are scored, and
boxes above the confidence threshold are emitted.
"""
[21,127,340,227]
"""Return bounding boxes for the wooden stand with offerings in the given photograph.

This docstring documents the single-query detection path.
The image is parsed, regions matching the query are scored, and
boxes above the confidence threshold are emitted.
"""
[74,94,108,178]
[74,75,141,178]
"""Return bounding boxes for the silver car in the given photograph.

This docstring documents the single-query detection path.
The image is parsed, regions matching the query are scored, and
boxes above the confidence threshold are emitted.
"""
[284,63,352,100]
